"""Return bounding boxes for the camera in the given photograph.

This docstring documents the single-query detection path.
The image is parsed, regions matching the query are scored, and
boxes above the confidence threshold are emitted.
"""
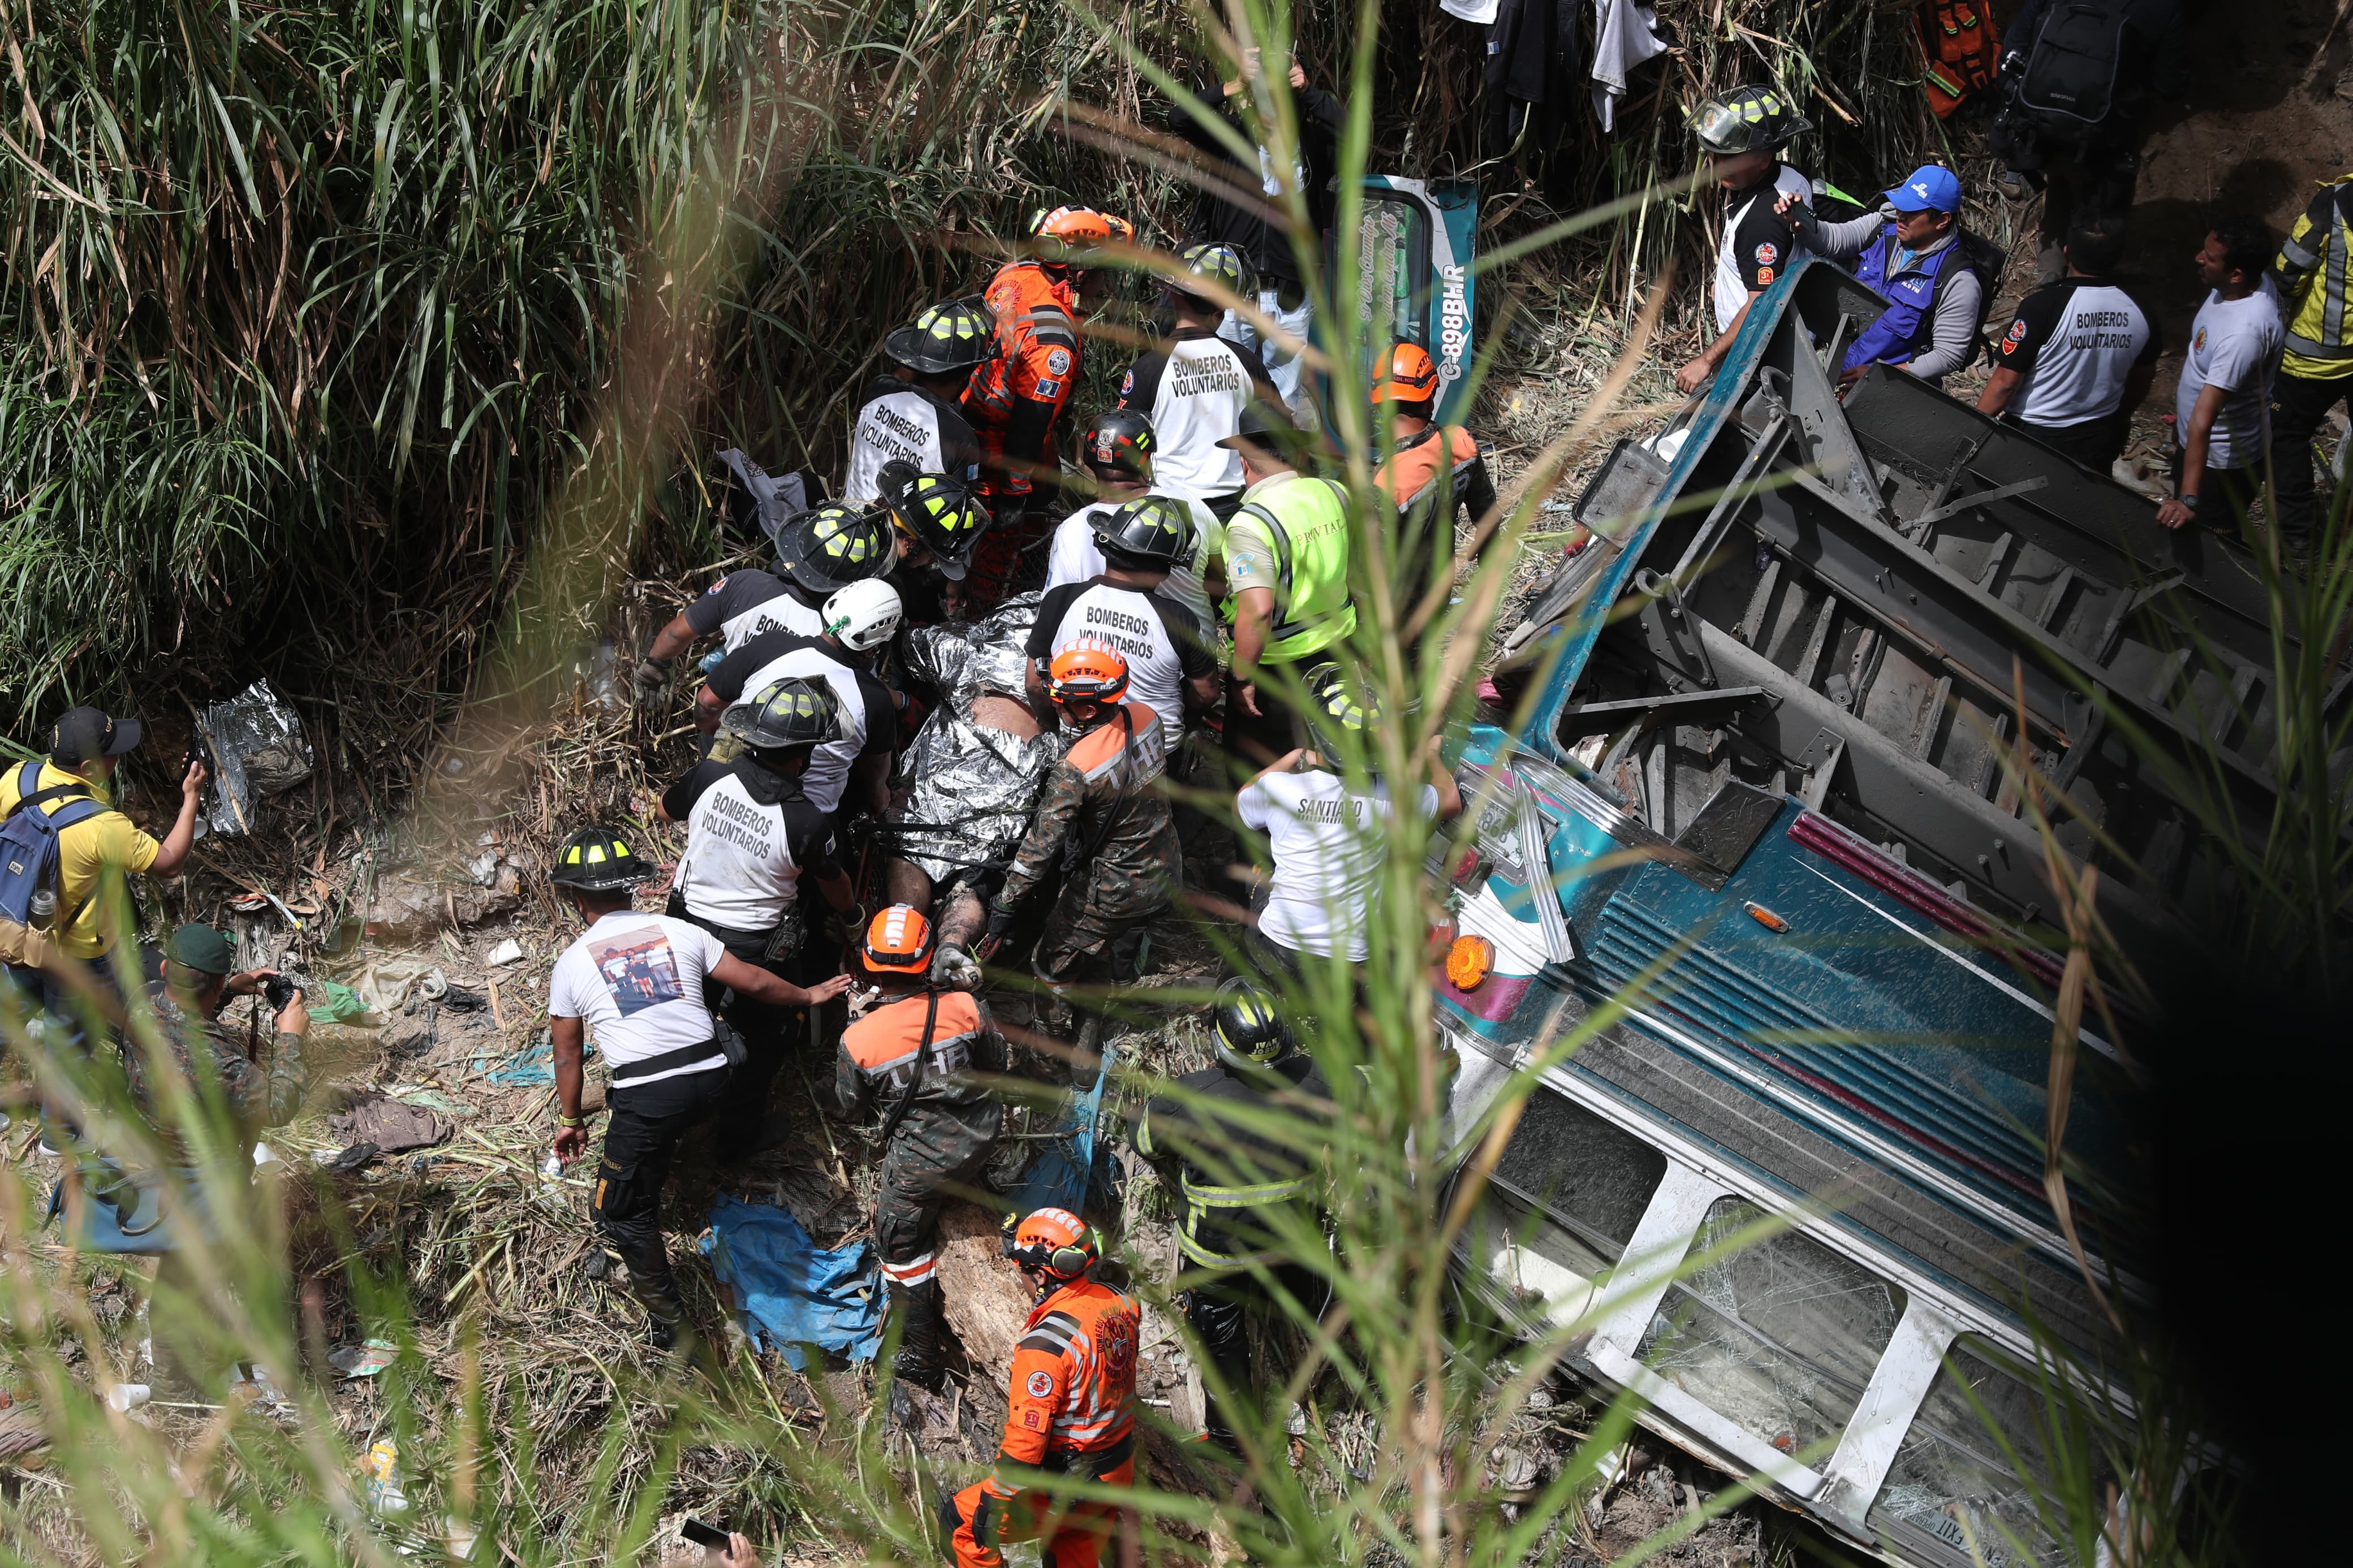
[263,974,301,1013]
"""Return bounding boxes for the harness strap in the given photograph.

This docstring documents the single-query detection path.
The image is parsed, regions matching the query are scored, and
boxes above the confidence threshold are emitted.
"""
[608,1039,728,1085]
[874,987,941,1146]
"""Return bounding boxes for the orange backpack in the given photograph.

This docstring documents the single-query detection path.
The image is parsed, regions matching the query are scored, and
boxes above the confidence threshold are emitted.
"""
[1917,1,2000,119]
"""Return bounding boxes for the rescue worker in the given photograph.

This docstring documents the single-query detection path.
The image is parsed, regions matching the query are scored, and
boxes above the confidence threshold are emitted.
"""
[2269,172,2353,556]
[1673,85,1815,396]
[698,578,904,820]
[545,826,852,1348]
[1369,342,1499,630]
[1218,406,1355,767]
[1236,666,1462,996]
[1130,978,1331,1448]
[1976,220,2158,472]
[660,677,861,1160]
[880,469,993,626]
[1045,409,1222,632]
[1028,496,1219,754]
[3,709,207,1122]
[1774,165,1994,388]
[1117,243,1280,522]
[964,207,1124,601]
[969,647,1178,1055]
[844,296,995,503]
[834,905,1005,1396]
[634,502,895,712]
[943,1208,1140,1568]
[1163,49,1343,411]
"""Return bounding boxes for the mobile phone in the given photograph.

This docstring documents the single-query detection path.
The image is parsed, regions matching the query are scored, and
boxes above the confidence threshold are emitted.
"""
[680,1517,731,1549]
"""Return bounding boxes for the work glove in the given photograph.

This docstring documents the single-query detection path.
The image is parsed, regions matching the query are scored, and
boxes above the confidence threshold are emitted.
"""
[632,654,676,703]
[971,1493,1004,1549]
[822,901,869,947]
[930,943,982,992]
[975,906,1014,963]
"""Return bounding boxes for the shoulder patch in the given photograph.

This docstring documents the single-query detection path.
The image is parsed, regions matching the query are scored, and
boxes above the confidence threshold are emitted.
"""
[1753,241,1778,266]
[706,577,729,594]
[1025,1370,1056,1398]
[1046,348,1072,377]
[1119,369,1134,398]
[1756,267,1774,285]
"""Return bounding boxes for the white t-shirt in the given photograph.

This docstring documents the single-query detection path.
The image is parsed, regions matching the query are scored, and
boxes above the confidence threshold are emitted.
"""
[1237,771,1440,961]
[548,911,729,1082]
[1122,333,1257,500]
[1027,580,1216,750]
[1044,495,1223,630]
[709,634,897,817]
[666,761,839,932]
[2177,278,2284,471]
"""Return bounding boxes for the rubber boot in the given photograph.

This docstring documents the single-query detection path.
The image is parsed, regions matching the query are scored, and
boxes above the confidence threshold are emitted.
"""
[638,1276,689,1353]
[889,1280,947,1393]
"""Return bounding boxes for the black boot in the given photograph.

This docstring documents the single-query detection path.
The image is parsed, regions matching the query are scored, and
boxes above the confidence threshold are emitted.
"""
[889,1280,947,1393]
[637,1276,688,1353]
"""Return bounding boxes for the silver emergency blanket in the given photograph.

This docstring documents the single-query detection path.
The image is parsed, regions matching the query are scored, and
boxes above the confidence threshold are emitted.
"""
[195,680,313,837]
[891,593,1066,884]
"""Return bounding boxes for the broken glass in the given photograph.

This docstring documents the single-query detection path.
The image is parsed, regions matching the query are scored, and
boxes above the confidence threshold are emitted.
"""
[1635,1196,1905,1463]
[1870,1335,2105,1568]
[1477,1087,1667,1329]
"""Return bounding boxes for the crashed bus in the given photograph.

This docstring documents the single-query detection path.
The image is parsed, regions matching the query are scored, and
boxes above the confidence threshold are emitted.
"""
[1434,257,2304,1566]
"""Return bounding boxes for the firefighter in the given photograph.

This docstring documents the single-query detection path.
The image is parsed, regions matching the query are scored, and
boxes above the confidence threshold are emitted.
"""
[1028,495,1220,755]
[1219,404,1355,767]
[546,826,852,1348]
[964,206,1126,602]
[1045,409,1222,632]
[2270,172,2353,557]
[1673,84,1815,396]
[697,577,905,820]
[844,296,995,503]
[1117,241,1279,522]
[1130,977,1332,1448]
[659,677,861,1161]
[633,501,894,712]
[834,905,1006,1398]
[943,1208,1140,1568]
[881,469,994,626]
[970,646,1178,1056]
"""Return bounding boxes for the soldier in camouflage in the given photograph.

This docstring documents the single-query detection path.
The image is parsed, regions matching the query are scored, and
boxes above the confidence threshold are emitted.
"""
[130,922,310,1138]
[966,644,1178,1051]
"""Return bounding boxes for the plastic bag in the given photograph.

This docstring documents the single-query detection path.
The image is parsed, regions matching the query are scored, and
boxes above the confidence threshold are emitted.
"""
[195,681,313,837]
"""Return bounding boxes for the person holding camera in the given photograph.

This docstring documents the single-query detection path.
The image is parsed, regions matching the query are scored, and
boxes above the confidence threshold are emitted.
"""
[131,922,311,1138]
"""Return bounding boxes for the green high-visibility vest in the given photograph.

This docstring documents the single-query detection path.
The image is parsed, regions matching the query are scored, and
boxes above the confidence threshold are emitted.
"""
[1232,476,1356,662]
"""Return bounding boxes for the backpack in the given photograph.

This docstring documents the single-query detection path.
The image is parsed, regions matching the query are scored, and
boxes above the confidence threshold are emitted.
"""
[2016,0,2132,136]
[0,761,105,931]
[1917,1,2000,119]
[1940,229,2010,358]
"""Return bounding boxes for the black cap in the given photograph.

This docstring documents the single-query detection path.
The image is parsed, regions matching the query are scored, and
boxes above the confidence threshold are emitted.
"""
[1214,401,1302,455]
[48,707,143,764]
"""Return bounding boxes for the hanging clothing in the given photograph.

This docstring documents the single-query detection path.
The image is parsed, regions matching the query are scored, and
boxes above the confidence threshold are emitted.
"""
[1484,0,1583,148]
[1591,0,1669,132]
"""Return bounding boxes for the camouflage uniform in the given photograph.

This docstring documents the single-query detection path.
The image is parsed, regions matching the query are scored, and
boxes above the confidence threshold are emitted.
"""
[996,702,1179,1002]
[130,983,308,1137]
[837,987,1006,1387]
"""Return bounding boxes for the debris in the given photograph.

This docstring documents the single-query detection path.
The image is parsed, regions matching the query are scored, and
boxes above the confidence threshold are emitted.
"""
[327,1339,399,1379]
[933,1202,1036,1381]
[485,938,525,967]
[360,1438,408,1514]
[193,681,314,837]
[103,1383,152,1413]
[700,1195,882,1370]
[439,987,488,1013]
[308,978,377,1026]
[363,865,521,937]
[477,1030,556,1087]
[319,1142,381,1175]
[327,1096,453,1155]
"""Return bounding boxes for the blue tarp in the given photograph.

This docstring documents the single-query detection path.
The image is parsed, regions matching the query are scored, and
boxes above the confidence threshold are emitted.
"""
[1011,1040,1115,1219]
[700,1195,882,1369]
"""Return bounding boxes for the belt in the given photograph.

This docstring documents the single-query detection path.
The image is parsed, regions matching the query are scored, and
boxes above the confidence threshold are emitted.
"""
[1046,1432,1134,1478]
[608,1040,728,1086]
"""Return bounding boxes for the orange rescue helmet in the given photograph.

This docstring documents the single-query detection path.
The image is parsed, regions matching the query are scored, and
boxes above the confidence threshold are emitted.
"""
[1001,1206,1101,1280]
[1046,642,1130,709]
[1372,342,1442,405]
[861,904,934,974]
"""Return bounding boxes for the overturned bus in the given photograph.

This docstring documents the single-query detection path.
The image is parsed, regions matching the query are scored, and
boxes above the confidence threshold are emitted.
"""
[1437,258,2302,1565]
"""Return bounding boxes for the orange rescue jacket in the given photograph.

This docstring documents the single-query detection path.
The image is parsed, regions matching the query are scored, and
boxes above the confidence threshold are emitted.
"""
[984,1276,1141,1496]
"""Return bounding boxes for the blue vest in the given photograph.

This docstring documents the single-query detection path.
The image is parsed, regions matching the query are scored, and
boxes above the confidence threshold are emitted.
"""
[1843,225,1962,375]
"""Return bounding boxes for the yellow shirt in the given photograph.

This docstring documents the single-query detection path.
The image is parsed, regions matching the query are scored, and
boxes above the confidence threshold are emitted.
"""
[0,761,161,958]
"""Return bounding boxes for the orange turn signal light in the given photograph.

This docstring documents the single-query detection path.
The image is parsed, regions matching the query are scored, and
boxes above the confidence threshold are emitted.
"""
[1446,934,1495,991]
[1744,902,1789,932]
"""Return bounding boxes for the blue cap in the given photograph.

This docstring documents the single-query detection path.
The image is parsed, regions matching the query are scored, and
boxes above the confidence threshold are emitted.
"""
[1885,165,1961,214]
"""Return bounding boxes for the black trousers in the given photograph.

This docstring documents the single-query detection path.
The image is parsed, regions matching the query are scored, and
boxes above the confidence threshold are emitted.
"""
[668,896,806,1156]
[1182,1257,1324,1445]
[592,1063,732,1319]
[2270,369,2353,546]
[2006,411,2130,475]
[1226,664,1308,772]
